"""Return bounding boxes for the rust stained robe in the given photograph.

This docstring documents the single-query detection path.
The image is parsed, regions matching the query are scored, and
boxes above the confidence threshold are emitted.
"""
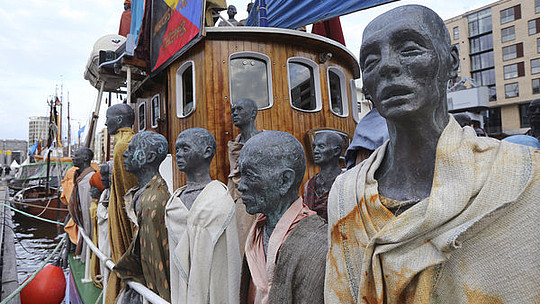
[325,117,540,303]
[106,127,138,303]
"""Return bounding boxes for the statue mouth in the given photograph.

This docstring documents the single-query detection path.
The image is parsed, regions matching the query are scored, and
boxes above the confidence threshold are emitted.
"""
[380,86,414,104]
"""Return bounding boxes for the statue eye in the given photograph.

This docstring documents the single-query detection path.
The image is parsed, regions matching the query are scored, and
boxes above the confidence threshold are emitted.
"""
[362,54,379,71]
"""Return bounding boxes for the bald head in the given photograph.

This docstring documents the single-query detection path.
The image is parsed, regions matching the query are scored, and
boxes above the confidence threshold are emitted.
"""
[105,104,135,135]
[313,132,344,166]
[231,98,258,128]
[359,5,458,122]
[131,131,169,166]
[240,131,306,191]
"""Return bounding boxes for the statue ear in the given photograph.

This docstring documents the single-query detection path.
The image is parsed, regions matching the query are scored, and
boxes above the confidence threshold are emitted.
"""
[332,145,342,158]
[146,151,157,164]
[278,168,295,196]
[448,45,459,80]
[202,146,214,160]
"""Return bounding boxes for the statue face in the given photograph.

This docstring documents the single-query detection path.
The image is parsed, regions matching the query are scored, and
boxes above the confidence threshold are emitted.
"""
[360,9,448,121]
[528,99,540,126]
[105,108,121,136]
[231,100,255,127]
[238,156,280,215]
[313,134,338,165]
[175,135,205,173]
[73,148,90,169]
[123,141,145,173]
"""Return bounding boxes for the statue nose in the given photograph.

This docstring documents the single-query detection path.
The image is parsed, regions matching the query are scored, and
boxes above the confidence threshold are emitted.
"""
[379,53,401,78]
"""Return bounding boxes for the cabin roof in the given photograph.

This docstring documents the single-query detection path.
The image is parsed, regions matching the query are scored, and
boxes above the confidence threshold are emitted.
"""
[205,27,361,79]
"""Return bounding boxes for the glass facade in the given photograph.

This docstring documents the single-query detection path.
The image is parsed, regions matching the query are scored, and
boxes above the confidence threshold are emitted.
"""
[519,104,530,128]
[468,8,492,37]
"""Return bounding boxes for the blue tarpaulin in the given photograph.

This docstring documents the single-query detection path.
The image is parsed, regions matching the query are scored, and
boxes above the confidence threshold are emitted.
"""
[245,0,397,28]
[130,0,145,42]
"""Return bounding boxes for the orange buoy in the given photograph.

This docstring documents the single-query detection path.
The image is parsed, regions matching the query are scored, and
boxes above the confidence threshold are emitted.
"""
[20,264,66,304]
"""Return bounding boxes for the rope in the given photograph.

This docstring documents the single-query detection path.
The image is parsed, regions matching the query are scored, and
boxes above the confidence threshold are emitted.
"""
[0,203,65,226]
[0,198,69,212]
[0,237,65,304]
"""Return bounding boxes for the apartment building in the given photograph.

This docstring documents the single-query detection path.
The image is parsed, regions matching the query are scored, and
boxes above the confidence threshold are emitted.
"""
[445,0,540,136]
[28,116,49,145]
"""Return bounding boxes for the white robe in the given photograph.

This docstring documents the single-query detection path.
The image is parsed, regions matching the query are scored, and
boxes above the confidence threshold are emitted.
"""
[97,189,110,295]
[77,172,93,261]
[165,180,241,304]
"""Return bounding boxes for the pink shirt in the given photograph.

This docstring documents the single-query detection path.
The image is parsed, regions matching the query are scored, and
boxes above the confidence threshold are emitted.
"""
[244,197,316,304]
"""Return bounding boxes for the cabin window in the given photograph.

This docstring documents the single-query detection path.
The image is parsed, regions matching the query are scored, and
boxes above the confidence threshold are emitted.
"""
[229,52,273,109]
[349,79,360,123]
[151,94,160,128]
[176,61,196,118]
[287,58,321,112]
[327,67,349,117]
[138,102,146,131]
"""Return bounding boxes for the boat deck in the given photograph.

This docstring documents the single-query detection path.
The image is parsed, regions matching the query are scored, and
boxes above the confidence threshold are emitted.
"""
[67,253,101,304]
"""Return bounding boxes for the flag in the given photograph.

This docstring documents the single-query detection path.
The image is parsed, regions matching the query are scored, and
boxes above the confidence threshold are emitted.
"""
[29,141,39,155]
[78,125,86,137]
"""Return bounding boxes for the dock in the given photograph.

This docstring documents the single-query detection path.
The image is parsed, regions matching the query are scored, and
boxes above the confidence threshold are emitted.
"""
[0,182,20,304]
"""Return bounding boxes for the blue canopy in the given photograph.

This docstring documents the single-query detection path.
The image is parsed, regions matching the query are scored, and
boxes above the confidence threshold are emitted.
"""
[245,0,397,28]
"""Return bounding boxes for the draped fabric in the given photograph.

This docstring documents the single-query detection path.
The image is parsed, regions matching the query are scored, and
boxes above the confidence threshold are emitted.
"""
[115,174,171,301]
[106,127,139,304]
[241,197,315,304]
[303,174,329,221]
[228,134,257,255]
[69,167,96,260]
[165,180,241,304]
[311,17,345,45]
[325,116,540,303]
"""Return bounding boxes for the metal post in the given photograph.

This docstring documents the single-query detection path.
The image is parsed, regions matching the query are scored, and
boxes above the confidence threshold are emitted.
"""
[127,66,132,104]
[82,231,92,283]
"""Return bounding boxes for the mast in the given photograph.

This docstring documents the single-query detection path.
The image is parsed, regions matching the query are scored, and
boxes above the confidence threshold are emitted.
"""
[67,92,71,157]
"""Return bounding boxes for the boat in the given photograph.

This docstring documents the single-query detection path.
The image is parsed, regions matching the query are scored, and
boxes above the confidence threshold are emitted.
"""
[72,0,395,303]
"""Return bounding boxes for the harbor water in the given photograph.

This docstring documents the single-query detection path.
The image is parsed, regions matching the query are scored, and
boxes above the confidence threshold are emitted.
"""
[11,208,65,284]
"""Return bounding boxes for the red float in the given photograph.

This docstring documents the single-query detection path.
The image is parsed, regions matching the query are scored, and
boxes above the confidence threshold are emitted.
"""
[20,264,66,304]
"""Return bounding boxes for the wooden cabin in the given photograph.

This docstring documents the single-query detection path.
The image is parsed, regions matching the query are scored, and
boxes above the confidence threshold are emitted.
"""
[130,27,360,189]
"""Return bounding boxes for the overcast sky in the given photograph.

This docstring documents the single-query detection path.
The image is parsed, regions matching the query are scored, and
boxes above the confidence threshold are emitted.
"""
[0,0,493,142]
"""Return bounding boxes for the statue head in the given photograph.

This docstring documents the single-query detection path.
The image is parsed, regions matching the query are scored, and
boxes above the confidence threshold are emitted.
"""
[313,132,343,166]
[231,98,258,129]
[99,161,113,189]
[238,131,306,215]
[105,104,135,136]
[123,131,168,175]
[175,128,216,173]
[227,5,237,19]
[453,113,472,127]
[247,2,253,13]
[528,98,540,129]
[359,5,459,123]
[73,147,93,171]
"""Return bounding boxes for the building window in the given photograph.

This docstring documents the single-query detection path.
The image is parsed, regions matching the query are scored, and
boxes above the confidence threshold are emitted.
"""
[500,5,521,24]
[503,62,524,79]
[537,38,540,53]
[501,26,515,42]
[327,67,348,117]
[288,58,321,112]
[467,8,492,37]
[485,107,502,134]
[138,102,146,131]
[502,43,523,61]
[349,80,360,123]
[453,27,459,40]
[151,94,160,128]
[532,58,540,74]
[505,83,519,98]
[470,34,493,53]
[533,78,540,94]
[529,18,540,35]
[537,0,540,14]
[472,69,495,86]
[230,52,273,109]
[471,52,494,70]
[176,61,196,118]
[519,104,530,128]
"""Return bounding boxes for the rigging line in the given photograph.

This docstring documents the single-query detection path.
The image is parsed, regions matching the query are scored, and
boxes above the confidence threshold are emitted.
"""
[0,203,65,226]
[4,198,69,212]
[0,237,65,304]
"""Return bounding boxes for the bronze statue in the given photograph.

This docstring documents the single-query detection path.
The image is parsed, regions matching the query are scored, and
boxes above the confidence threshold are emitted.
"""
[238,131,326,303]
[218,5,238,26]
[165,128,241,303]
[228,98,260,254]
[115,131,171,302]
[104,103,139,303]
[326,5,540,303]
[527,98,540,140]
[69,147,96,261]
[303,132,343,221]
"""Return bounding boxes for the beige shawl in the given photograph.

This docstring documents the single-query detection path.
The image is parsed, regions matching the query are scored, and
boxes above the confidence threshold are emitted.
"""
[325,117,540,303]
[165,180,241,304]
